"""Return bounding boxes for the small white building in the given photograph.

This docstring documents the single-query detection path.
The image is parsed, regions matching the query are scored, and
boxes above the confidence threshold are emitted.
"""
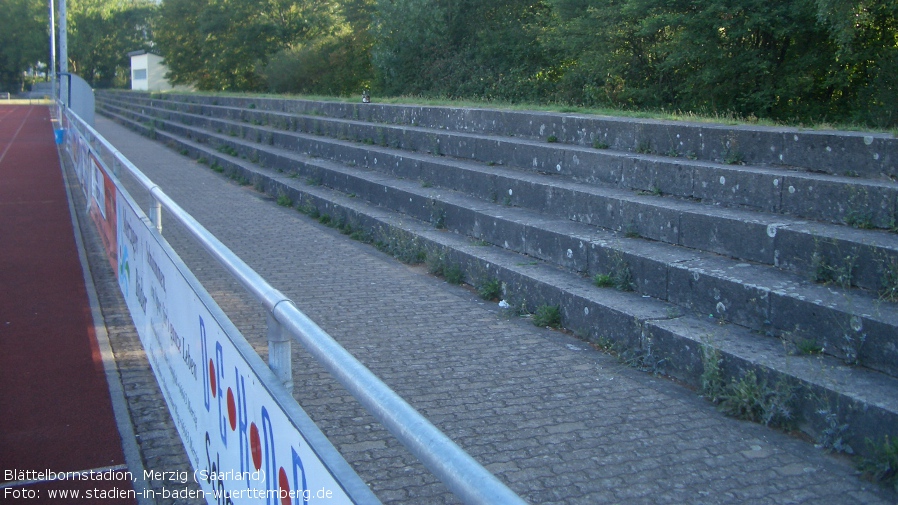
[128,50,174,91]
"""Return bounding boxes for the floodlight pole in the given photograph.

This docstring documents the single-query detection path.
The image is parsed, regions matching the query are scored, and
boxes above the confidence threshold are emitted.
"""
[49,0,56,101]
[59,0,67,74]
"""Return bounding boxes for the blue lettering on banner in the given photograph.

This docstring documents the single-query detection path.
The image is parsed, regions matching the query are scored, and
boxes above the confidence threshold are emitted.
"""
[216,342,227,447]
[146,247,166,292]
[123,217,139,250]
[261,407,276,505]
[135,274,147,314]
[235,370,251,488]
[291,447,308,505]
[205,432,235,505]
[195,306,332,502]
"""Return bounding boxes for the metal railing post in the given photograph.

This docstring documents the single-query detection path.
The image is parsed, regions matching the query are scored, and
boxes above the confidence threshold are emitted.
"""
[267,307,293,393]
[150,196,162,234]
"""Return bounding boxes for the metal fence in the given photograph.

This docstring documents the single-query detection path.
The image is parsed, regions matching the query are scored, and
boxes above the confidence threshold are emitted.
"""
[61,104,527,505]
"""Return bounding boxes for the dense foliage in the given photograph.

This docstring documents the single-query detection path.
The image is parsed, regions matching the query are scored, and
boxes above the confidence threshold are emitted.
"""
[154,0,336,90]
[0,0,156,91]
[545,0,898,126]
[0,0,51,92]
[67,0,157,88]
[2,0,895,127]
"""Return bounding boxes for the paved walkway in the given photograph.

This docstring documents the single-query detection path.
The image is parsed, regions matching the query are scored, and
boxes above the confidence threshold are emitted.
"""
[89,114,898,504]
[0,105,137,503]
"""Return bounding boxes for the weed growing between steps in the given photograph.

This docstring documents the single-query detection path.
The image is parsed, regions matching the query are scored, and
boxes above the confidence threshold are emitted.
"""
[845,186,878,230]
[294,200,373,243]
[717,371,797,428]
[430,204,446,229]
[593,274,615,288]
[593,252,635,292]
[276,189,293,207]
[532,305,561,328]
[881,257,898,302]
[636,140,654,154]
[700,339,726,403]
[698,334,896,492]
[618,335,667,376]
[811,251,856,290]
[425,248,465,284]
[374,227,427,264]
[796,339,824,355]
[816,409,853,455]
[700,337,796,428]
[252,175,265,192]
[217,144,239,157]
[846,210,876,230]
[477,278,502,301]
[840,323,867,367]
[298,201,320,218]
[724,150,745,165]
[623,223,641,238]
[858,436,898,492]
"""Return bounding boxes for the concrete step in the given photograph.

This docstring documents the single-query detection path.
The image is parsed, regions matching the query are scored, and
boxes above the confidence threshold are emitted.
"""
[95,102,898,462]
[97,96,898,297]
[105,90,898,180]
[96,101,898,382]
[100,91,898,232]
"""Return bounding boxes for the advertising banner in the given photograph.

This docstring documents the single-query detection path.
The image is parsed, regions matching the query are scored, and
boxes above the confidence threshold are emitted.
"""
[88,153,118,272]
[115,190,356,504]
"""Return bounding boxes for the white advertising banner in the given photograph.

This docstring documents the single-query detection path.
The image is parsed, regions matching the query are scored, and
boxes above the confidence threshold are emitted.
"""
[115,191,357,504]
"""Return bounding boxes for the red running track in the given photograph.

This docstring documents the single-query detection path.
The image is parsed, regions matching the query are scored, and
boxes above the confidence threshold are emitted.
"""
[0,105,135,504]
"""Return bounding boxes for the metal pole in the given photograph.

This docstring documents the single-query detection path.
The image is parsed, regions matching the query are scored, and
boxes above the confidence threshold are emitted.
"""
[58,0,67,74]
[267,309,293,393]
[149,196,162,234]
[49,0,56,102]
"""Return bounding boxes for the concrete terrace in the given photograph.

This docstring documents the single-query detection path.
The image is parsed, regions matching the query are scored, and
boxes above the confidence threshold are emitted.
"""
[78,91,898,503]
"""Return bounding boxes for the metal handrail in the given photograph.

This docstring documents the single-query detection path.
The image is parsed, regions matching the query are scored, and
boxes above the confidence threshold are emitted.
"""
[63,107,527,505]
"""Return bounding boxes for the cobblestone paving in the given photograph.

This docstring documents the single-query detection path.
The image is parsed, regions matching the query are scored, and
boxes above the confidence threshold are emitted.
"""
[86,115,898,504]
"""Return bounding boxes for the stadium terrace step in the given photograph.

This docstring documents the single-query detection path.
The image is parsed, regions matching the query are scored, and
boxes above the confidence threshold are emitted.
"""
[95,90,898,459]
[98,94,898,294]
[106,92,898,229]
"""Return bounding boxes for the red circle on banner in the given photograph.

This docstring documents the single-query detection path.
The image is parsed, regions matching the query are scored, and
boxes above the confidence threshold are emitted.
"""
[250,422,262,470]
[279,467,291,505]
[209,359,216,397]
[226,388,237,431]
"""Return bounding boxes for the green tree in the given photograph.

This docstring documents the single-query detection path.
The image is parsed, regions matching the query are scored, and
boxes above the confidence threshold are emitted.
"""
[546,0,866,124]
[815,0,898,126]
[658,0,839,121]
[263,0,376,96]
[0,0,49,93]
[67,0,157,88]
[371,0,551,101]
[156,0,335,91]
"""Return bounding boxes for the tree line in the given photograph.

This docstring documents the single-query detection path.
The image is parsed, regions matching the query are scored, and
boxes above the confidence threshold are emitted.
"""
[2,0,896,128]
[1,0,156,91]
